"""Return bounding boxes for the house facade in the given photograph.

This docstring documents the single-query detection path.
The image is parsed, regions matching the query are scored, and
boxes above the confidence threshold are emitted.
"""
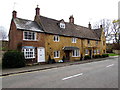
[9,6,106,64]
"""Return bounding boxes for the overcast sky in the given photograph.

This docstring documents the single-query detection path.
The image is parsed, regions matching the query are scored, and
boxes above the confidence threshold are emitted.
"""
[0,0,119,34]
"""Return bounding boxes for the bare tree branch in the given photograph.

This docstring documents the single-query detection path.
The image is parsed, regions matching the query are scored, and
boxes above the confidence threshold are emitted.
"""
[0,26,7,40]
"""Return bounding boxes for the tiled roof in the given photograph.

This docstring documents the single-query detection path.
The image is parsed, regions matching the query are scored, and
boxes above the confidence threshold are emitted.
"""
[13,16,102,40]
[39,16,101,40]
[14,18,43,32]
[93,29,102,39]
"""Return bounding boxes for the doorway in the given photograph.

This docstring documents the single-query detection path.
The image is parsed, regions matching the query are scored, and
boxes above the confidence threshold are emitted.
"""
[65,51,70,62]
[89,50,92,58]
[37,47,45,62]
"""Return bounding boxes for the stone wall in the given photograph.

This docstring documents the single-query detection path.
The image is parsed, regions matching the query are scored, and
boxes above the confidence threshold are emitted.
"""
[113,50,120,55]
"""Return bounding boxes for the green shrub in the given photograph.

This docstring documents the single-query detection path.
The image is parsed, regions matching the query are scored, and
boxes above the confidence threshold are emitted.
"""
[84,55,91,60]
[102,54,109,58]
[2,50,25,68]
[93,55,101,58]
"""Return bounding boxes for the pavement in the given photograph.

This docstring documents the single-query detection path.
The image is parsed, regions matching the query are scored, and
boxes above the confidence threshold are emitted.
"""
[1,56,118,77]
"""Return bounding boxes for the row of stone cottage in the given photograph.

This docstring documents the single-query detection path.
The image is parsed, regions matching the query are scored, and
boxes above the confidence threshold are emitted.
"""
[8,6,106,64]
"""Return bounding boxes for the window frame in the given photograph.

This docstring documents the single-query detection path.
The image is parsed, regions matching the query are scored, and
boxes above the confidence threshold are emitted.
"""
[53,35,60,42]
[97,49,100,54]
[54,51,60,58]
[23,31,37,41]
[72,38,77,43]
[60,23,65,29]
[94,49,97,54]
[96,41,98,45]
[85,49,89,55]
[72,49,80,57]
[88,40,90,45]
[22,48,35,59]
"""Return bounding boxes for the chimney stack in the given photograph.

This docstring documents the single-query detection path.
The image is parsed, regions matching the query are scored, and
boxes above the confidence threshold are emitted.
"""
[12,10,17,18]
[88,22,91,29]
[35,5,40,16]
[100,25,102,29]
[69,15,74,24]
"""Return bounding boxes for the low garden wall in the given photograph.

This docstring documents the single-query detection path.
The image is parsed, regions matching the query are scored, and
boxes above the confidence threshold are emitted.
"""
[113,50,120,55]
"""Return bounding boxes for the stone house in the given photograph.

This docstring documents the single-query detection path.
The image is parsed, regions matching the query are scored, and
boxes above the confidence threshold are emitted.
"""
[8,6,106,64]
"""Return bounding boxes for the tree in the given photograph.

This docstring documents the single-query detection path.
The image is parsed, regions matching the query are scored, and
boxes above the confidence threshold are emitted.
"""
[93,19,119,43]
[112,20,120,43]
[0,26,7,40]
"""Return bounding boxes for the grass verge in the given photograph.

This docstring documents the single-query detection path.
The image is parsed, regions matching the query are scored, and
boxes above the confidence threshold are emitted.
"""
[108,53,119,56]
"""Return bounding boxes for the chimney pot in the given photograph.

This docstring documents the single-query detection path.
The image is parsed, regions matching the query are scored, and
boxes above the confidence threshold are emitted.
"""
[100,25,102,28]
[35,5,40,16]
[69,15,74,24]
[88,22,91,29]
[12,10,17,18]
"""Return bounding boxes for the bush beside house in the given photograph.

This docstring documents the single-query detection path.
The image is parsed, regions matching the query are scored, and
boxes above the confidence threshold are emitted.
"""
[2,50,25,68]
[84,55,91,60]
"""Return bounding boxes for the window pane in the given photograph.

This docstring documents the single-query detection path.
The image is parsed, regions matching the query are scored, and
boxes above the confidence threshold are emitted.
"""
[24,31,35,40]
[73,50,74,56]
[54,52,56,57]
[57,51,58,57]
[23,48,35,59]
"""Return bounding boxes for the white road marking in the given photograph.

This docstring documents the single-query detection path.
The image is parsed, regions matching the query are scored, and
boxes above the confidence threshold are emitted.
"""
[62,73,83,80]
[106,64,114,68]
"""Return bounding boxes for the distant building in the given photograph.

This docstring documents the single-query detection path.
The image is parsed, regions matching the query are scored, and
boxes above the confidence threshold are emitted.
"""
[8,6,106,64]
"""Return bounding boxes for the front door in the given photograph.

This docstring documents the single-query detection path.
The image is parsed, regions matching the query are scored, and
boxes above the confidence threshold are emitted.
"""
[65,51,70,62]
[89,50,92,58]
[37,47,45,62]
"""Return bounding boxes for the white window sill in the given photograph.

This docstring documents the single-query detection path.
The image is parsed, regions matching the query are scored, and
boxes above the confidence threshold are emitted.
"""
[72,42,76,43]
[53,41,59,42]
[25,57,35,59]
[54,57,59,58]
[23,39,38,41]
[72,56,80,57]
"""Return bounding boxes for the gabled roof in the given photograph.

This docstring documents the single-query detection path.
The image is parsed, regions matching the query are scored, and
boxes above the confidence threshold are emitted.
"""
[13,18,43,32]
[39,16,101,40]
[93,29,102,39]
[13,16,102,40]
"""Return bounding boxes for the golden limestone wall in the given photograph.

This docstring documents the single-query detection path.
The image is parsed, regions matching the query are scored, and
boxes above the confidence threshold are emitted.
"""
[100,32,106,55]
[45,34,82,62]
[45,33,106,62]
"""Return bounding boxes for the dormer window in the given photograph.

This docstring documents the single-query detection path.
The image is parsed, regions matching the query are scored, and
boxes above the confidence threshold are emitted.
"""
[60,23,65,29]
[59,19,65,29]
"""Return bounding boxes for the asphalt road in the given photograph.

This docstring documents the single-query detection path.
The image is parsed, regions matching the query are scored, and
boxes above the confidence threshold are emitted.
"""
[2,58,118,88]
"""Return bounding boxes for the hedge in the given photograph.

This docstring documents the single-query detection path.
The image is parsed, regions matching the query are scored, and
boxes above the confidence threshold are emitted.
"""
[2,50,25,68]
[84,55,91,60]
[102,54,109,58]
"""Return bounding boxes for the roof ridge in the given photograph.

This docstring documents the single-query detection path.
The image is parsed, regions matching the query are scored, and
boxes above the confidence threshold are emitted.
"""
[15,17,34,22]
[40,15,91,30]
[40,15,60,22]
